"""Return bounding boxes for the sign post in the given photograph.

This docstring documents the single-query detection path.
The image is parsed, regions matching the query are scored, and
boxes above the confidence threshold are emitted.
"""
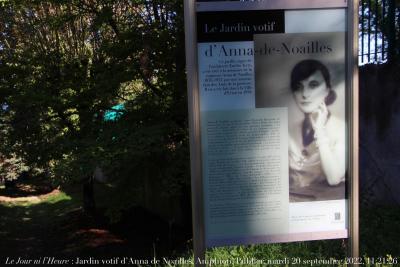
[184,0,206,265]
[348,0,360,260]
[184,0,359,264]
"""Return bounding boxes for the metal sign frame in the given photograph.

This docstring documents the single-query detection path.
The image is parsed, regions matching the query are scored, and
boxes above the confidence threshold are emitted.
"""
[184,0,359,264]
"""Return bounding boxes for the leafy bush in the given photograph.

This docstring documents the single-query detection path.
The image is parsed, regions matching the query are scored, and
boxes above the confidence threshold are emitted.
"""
[0,155,29,183]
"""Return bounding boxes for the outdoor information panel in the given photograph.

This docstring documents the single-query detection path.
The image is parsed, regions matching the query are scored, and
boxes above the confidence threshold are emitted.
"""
[185,0,358,250]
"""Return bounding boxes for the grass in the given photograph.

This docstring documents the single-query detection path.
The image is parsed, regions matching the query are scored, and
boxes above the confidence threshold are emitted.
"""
[172,239,398,267]
[169,205,400,267]
[201,240,346,267]
[45,191,73,203]
[0,183,85,261]
[360,205,400,258]
[1,190,73,208]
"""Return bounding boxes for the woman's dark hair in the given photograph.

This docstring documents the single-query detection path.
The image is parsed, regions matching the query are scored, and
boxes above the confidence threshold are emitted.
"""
[290,59,336,105]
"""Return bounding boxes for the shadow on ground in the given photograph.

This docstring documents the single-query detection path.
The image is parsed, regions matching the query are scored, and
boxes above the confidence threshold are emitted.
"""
[0,181,191,263]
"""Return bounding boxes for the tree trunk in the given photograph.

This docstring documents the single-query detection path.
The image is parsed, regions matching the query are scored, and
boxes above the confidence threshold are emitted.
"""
[83,175,96,213]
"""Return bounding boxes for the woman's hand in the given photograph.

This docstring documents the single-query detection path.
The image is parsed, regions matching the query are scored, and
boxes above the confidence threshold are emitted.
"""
[310,102,329,133]
[310,102,329,148]
[309,103,345,186]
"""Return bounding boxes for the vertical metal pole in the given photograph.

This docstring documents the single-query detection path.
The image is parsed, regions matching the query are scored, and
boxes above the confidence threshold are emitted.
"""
[368,0,372,62]
[387,0,396,61]
[348,0,360,261]
[361,0,365,63]
[382,0,386,61]
[397,6,400,57]
[375,0,378,61]
[184,1,206,266]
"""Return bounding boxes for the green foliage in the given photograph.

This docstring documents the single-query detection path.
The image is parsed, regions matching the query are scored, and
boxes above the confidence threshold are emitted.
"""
[0,0,189,219]
[360,206,400,257]
[171,240,347,267]
[203,240,346,267]
[0,155,29,182]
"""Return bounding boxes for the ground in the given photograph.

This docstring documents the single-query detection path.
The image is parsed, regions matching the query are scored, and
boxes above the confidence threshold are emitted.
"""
[0,178,190,264]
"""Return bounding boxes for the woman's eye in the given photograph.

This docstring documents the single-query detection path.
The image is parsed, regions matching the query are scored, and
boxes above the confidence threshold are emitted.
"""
[295,83,303,91]
[309,81,319,88]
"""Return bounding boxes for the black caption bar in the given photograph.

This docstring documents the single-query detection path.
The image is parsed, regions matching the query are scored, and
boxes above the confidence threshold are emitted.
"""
[197,10,284,42]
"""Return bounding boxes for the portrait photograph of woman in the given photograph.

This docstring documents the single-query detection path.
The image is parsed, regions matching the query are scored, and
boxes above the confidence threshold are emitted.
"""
[287,59,346,202]
[255,32,347,203]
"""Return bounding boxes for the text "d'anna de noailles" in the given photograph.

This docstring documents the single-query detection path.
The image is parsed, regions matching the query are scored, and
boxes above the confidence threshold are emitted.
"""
[204,41,333,57]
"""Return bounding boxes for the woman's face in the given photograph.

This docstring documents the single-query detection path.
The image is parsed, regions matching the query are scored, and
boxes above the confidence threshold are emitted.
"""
[293,70,330,114]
